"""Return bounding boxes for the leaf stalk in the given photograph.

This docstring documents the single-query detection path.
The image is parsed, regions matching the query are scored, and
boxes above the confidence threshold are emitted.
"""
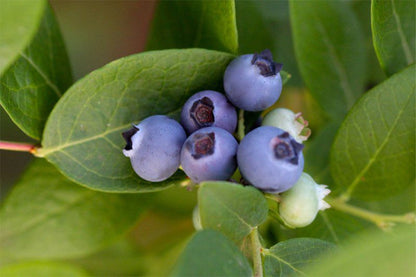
[249,227,263,277]
[0,140,37,154]
[326,196,415,230]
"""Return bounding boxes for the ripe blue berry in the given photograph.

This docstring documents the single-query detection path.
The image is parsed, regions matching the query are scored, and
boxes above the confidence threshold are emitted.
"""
[237,126,304,193]
[181,90,237,135]
[181,127,238,183]
[223,49,283,111]
[122,115,186,182]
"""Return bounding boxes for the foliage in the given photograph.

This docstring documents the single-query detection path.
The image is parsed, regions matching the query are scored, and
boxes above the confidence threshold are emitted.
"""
[0,0,414,276]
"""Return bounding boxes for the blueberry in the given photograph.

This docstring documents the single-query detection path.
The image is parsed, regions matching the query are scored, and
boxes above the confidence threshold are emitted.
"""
[223,49,283,111]
[237,126,304,193]
[181,90,237,135]
[122,115,186,182]
[181,127,238,183]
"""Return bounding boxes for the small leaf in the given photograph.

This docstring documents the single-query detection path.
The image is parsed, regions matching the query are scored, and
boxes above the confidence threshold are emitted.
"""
[38,49,233,192]
[0,2,72,139]
[0,0,44,74]
[330,64,415,201]
[263,238,335,276]
[170,230,252,277]
[306,226,415,277]
[372,0,415,76]
[0,261,89,277]
[147,0,238,54]
[0,159,150,259]
[289,0,366,119]
[198,181,268,243]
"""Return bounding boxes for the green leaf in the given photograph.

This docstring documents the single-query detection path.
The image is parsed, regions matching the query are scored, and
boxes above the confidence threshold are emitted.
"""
[0,0,44,74]
[170,230,252,277]
[330,64,415,201]
[198,181,268,243]
[38,49,233,192]
[372,0,415,76]
[235,0,274,54]
[146,0,238,54]
[0,2,73,140]
[263,238,335,276]
[0,261,89,277]
[306,226,415,277]
[289,0,366,119]
[0,159,149,259]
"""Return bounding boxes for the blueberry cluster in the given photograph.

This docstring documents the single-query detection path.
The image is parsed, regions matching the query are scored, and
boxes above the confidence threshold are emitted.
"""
[122,49,308,194]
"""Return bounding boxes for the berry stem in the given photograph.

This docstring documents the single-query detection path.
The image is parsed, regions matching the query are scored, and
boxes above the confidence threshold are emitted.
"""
[238,109,245,141]
[0,140,37,154]
[249,227,263,277]
[326,196,415,230]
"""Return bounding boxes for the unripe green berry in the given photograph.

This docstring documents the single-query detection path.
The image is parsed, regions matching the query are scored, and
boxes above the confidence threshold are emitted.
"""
[262,108,311,143]
[279,173,330,228]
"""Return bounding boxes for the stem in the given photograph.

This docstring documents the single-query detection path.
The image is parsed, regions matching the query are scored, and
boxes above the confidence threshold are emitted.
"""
[0,140,37,154]
[249,228,263,277]
[327,196,416,230]
[238,109,245,141]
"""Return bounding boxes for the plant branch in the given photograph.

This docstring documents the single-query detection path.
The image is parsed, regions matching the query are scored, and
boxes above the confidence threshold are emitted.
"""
[238,109,245,141]
[326,196,415,230]
[249,227,263,277]
[0,140,37,154]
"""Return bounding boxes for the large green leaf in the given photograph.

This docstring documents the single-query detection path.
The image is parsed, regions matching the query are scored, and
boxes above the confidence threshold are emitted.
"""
[0,2,72,140]
[330,64,415,201]
[0,261,89,277]
[198,181,268,243]
[372,0,415,76]
[307,226,415,277]
[0,159,149,259]
[263,238,335,276]
[289,0,366,119]
[38,49,233,192]
[146,0,238,54]
[0,0,44,74]
[170,230,252,277]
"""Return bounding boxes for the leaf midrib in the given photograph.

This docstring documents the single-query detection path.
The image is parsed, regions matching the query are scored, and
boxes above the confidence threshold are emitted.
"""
[203,188,254,232]
[19,51,62,97]
[345,88,413,197]
[390,0,414,64]
[265,251,307,276]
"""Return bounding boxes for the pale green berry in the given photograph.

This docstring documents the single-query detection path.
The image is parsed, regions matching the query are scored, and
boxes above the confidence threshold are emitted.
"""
[262,108,311,143]
[279,173,330,228]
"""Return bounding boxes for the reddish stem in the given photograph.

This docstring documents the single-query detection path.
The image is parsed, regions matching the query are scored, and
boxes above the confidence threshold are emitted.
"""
[0,140,37,154]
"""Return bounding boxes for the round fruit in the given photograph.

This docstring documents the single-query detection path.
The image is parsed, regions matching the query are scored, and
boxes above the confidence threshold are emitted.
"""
[122,115,186,182]
[279,173,330,228]
[181,90,237,134]
[181,127,238,183]
[223,49,283,111]
[262,108,311,143]
[237,126,304,193]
